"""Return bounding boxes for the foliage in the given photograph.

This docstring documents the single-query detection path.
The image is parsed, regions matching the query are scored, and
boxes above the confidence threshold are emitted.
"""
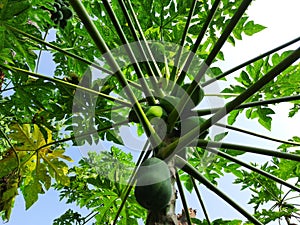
[0,0,299,224]
[54,147,146,224]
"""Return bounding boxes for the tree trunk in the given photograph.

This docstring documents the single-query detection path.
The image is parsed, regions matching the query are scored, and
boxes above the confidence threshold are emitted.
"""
[146,158,178,225]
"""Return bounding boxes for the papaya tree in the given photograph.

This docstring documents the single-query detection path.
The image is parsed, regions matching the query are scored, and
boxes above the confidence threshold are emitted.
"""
[0,0,300,224]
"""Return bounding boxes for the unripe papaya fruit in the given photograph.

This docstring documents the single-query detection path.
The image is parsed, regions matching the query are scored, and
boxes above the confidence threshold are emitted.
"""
[182,83,204,106]
[180,116,208,140]
[145,105,165,120]
[61,6,73,20]
[128,108,140,123]
[159,96,180,114]
[57,10,64,20]
[129,105,165,123]
[134,157,172,211]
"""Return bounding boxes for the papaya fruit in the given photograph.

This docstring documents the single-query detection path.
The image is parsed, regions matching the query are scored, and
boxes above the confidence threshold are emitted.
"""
[145,105,165,120]
[182,83,205,106]
[159,95,180,116]
[134,157,172,211]
[128,108,140,123]
[180,116,208,140]
[61,6,73,20]
[129,105,165,123]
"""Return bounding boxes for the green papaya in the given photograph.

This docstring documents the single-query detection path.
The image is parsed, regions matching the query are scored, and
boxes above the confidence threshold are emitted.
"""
[51,11,63,22]
[159,96,180,114]
[145,105,165,120]
[128,108,140,123]
[61,6,73,20]
[53,2,62,10]
[134,157,172,211]
[129,105,165,123]
[182,83,204,106]
[180,116,208,140]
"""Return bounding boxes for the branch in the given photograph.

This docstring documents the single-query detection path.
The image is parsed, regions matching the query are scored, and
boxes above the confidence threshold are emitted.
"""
[191,177,211,225]
[196,140,300,162]
[1,65,131,106]
[5,24,112,75]
[215,123,300,146]
[169,0,199,82]
[124,0,164,80]
[35,120,129,152]
[69,0,162,148]
[175,155,263,225]
[102,0,156,105]
[202,36,300,87]
[112,141,151,225]
[197,94,300,116]
[175,0,221,85]
[176,171,192,225]
[205,147,300,193]
[118,0,164,96]
[167,0,253,132]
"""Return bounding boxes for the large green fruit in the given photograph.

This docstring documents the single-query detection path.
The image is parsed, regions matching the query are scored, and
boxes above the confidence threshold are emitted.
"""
[134,157,172,211]
[182,83,204,106]
[159,96,180,114]
[180,116,208,140]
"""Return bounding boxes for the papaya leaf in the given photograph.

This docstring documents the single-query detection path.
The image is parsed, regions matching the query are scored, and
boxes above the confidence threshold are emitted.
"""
[274,159,300,180]
[21,178,44,210]
[0,0,31,21]
[0,176,19,221]
[243,21,266,36]
[0,151,18,178]
[4,123,72,211]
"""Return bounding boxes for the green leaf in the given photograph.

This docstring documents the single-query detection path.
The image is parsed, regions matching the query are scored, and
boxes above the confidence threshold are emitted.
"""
[182,175,193,193]
[21,179,44,209]
[243,21,266,36]
[257,107,275,131]
[106,130,124,145]
[0,0,31,21]
[214,132,228,141]
[275,159,300,180]
[235,71,252,87]
[227,110,240,125]
[0,153,18,178]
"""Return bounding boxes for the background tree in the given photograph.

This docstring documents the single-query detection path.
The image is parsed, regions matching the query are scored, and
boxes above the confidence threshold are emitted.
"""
[0,0,300,224]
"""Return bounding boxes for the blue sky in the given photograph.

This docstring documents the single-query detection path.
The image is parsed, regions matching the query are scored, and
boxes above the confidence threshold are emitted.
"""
[5,0,300,224]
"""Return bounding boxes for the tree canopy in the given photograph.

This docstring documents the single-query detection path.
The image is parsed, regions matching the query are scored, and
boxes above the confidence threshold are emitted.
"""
[0,0,300,224]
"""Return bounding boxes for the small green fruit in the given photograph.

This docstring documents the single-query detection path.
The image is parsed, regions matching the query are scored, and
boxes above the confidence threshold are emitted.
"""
[145,105,165,119]
[182,83,204,106]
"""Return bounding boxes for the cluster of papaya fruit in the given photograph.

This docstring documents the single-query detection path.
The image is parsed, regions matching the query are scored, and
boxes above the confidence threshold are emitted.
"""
[132,83,208,211]
[128,82,208,144]
[48,0,73,28]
